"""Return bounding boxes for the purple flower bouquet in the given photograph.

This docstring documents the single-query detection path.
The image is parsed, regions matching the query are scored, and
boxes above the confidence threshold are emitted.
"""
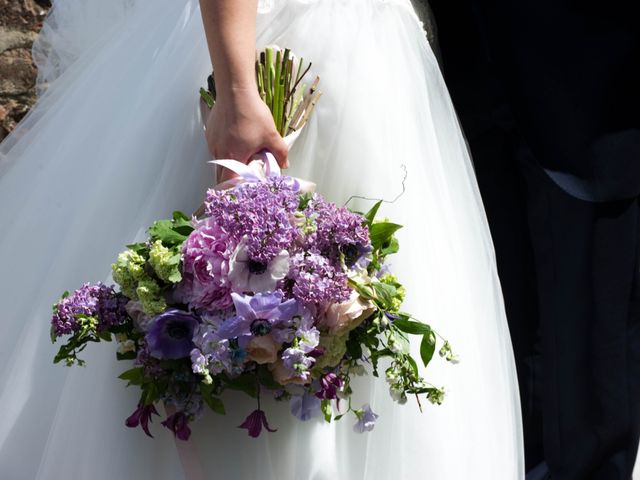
[50,47,456,441]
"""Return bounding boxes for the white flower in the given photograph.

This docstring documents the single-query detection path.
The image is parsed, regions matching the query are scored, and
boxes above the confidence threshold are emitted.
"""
[228,238,290,293]
[117,339,136,355]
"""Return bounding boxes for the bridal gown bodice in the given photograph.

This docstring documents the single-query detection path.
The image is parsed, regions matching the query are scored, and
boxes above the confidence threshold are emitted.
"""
[0,0,524,478]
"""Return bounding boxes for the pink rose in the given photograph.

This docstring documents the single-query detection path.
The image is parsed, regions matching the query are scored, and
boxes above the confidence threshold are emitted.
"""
[246,334,280,365]
[318,291,375,335]
[177,218,235,311]
[269,360,309,386]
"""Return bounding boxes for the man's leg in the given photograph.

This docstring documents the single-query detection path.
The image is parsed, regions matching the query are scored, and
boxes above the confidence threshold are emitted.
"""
[519,148,640,479]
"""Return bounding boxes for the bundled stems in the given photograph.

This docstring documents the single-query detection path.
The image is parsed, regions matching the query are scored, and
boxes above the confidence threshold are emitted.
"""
[200,46,321,137]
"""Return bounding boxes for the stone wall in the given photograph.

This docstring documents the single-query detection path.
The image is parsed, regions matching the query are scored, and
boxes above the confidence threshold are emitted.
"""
[0,0,51,142]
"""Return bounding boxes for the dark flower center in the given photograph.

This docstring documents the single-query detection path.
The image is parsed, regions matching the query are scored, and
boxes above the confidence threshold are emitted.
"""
[248,260,268,275]
[340,243,360,267]
[167,322,190,340]
[250,318,272,336]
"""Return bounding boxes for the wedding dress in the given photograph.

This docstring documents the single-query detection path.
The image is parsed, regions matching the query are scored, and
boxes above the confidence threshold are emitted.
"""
[0,0,524,478]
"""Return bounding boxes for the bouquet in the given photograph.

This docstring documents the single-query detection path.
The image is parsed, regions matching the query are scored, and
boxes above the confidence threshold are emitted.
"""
[50,47,456,441]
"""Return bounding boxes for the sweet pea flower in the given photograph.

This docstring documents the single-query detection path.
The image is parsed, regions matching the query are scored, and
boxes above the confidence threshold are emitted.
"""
[353,404,379,433]
[290,392,321,421]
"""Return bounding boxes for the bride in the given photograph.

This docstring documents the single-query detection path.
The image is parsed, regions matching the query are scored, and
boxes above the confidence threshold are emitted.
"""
[0,0,523,478]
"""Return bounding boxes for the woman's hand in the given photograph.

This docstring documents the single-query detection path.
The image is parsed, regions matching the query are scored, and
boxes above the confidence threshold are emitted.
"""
[204,87,289,184]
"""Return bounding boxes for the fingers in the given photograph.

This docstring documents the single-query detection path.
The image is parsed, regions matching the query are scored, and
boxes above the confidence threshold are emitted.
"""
[265,134,289,169]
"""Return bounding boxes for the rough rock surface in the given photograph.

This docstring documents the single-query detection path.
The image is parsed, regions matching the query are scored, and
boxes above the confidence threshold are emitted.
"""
[0,0,51,141]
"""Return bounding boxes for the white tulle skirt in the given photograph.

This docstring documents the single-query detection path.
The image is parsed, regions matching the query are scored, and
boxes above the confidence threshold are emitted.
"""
[0,0,524,478]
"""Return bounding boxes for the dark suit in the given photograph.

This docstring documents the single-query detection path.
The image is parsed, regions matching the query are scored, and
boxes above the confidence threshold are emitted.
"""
[425,0,640,478]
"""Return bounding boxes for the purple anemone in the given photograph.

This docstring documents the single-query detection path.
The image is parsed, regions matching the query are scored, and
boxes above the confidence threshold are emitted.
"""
[146,309,200,359]
[216,291,298,342]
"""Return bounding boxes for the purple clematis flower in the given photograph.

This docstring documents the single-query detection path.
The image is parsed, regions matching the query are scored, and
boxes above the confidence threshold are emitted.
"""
[353,404,379,433]
[125,402,160,438]
[238,409,277,438]
[146,309,200,359]
[216,291,298,342]
[162,411,192,441]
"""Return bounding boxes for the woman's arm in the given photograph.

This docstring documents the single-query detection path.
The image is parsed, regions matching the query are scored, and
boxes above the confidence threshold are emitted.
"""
[199,0,288,180]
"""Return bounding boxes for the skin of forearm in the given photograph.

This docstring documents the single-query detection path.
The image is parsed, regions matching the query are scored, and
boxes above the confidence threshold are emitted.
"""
[199,0,258,96]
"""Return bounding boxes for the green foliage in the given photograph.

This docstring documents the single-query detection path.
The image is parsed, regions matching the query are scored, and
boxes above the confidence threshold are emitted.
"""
[420,330,436,368]
[223,373,259,398]
[321,400,333,423]
[369,221,402,251]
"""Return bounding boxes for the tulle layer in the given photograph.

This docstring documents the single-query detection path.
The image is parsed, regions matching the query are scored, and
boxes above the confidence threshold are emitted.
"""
[0,0,523,478]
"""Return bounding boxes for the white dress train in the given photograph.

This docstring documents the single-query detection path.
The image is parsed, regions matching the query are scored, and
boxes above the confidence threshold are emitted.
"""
[0,0,524,478]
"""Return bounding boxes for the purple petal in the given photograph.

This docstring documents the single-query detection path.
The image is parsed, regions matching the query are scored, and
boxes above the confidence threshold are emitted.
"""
[216,315,249,339]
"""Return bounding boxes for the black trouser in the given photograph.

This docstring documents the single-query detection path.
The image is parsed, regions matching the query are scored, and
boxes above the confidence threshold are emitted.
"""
[518,150,640,479]
[473,130,640,479]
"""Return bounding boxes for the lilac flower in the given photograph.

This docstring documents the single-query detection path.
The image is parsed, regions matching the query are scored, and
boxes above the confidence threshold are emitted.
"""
[290,392,321,421]
[288,252,351,306]
[204,177,300,264]
[176,217,235,312]
[146,309,200,359]
[162,411,192,441]
[216,292,298,341]
[353,404,379,433]
[315,373,343,400]
[301,196,371,260]
[238,409,277,437]
[51,282,127,337]
[228,238,290,293]
[125,403,159,438]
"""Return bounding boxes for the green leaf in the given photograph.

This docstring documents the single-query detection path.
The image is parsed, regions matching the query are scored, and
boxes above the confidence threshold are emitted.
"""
[420,330,436,368]
[203,393,226,415]
[298,192,313,210]
[126,242,148,255]
[199,87,215,108]
[364,200,383,225]
[380,236,400,256]
[118,367,146,386]
[369,347,393,363]
[148,219,189,246]
[142,383,160,405]
[116,351,137,361]
[97,330,113,342]
[171,211,195,235]
[224,374,259,398]
[345,335,363,360]
[393,317,432,336]
[256,365,281,390]
[369,222,403,250]
[50,325,58,343]
[334,413,345,421]
[321,399,332,423]
[371,282,397,308]
[406,355,419,377]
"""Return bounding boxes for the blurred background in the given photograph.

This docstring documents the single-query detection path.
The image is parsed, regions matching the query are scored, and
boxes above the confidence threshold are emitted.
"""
[0,0,50,142]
